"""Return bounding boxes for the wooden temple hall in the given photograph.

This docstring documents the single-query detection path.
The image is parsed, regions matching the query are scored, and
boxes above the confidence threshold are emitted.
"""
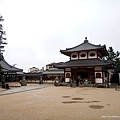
[54,37,113,85]
[0,53,23,82]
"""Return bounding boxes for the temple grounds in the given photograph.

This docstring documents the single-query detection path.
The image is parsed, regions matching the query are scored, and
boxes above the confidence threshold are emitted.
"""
[0,84,120,120]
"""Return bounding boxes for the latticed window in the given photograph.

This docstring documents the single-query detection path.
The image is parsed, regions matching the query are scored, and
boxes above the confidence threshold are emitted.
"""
[72,54,77,58]
[81,54,86,57]
[90,53,95,57]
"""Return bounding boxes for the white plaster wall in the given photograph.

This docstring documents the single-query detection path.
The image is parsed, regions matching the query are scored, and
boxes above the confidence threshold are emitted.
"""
[95,72,103,83]
[65,78,70,82]
[95,78,103,83]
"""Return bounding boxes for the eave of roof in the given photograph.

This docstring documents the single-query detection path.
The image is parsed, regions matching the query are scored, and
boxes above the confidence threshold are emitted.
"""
[54,59,113,68]
[42,69,64,75]
[0,59,23,72]
[60,40,108,56]
[25,72,42,76]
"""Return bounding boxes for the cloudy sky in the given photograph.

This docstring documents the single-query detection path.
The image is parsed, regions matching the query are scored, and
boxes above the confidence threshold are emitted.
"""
[0,0,120,72]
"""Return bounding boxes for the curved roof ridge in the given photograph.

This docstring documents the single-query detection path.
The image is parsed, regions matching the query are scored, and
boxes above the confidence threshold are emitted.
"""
[0,58,23,72]
[60,38,108,56]
[60,40,105,52]
[65,42,84,50]
[65,42,104,51]
[87,42,105,47]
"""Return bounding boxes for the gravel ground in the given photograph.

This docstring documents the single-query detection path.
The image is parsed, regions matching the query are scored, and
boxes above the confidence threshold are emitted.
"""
[0,84,120,120]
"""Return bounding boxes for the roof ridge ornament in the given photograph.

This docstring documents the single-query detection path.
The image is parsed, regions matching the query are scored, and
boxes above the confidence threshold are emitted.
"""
[84,37,89,43]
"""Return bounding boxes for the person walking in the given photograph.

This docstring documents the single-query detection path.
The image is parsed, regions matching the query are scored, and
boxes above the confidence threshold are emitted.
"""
[76,78,79,87]
[70,77,73,87]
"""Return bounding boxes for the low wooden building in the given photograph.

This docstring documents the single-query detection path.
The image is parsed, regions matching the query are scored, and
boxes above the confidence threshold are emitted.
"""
[42,63,64,82]
[24,72,42,83]
[42,69,64,81]
[0,55,23,82]
[54,37,113,85]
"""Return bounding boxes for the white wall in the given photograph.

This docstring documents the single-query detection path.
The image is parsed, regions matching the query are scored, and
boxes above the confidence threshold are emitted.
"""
[95,72,103,83]
[95,78,103,83]
[70,50,98,60]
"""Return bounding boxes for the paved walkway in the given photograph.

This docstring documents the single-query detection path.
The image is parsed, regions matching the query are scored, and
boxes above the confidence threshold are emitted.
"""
[0,83,49,96]
[0,82,118,96]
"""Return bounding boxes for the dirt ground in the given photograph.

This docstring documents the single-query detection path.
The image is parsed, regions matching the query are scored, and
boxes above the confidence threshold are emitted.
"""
[0,84,120,120]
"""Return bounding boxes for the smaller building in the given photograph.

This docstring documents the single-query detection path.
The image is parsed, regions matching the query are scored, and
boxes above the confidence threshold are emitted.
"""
[25,67,44,82]
[24,72,42,82]
[28,67,40,73]
[42,62,64,81]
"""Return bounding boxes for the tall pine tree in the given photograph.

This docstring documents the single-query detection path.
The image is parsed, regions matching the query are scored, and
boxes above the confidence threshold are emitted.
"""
[0,15,7,73]
[107,47,120,72]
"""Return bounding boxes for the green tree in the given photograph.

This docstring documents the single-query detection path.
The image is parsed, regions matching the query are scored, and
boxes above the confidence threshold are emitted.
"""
[107,47,120,72]
[0,15,7,60]
[0,15,7,74]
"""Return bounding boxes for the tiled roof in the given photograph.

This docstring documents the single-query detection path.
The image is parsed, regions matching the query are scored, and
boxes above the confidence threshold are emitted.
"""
[0,59,23,72]
[42,69,64,75]
[60,39,108,56]
[25,72,42,76]
[54,59,112,68]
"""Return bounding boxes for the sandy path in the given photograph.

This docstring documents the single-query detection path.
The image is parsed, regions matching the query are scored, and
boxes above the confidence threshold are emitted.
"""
[0,85,120,120]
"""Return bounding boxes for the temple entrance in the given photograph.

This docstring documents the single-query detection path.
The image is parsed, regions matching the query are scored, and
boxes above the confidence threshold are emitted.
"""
[72,68,95,83]
[77,72,88,79]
